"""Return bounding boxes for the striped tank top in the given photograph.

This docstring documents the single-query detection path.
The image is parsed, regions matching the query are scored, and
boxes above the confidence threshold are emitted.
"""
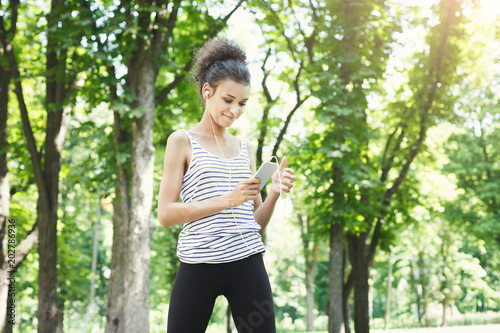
[177,129,266,264]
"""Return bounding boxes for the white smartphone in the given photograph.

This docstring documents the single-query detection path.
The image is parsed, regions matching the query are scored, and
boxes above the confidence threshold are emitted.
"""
[254,161,278,191]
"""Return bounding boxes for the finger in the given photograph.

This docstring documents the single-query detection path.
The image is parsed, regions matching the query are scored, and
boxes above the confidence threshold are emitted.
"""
[281,172,296,183]
[248,191,259,200]
[281,180,294,189]
[279,156,287,171]
[281,180,293,190]
[243,177,261,184]
[279,186,290,193]
[249,185,260,192]
[284,167,295,174]
[276,183,289,194]
[246,187,260,194]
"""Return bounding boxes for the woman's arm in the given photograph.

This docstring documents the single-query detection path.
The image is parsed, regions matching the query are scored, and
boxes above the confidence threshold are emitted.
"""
[247,141,296,231]
[157,131,261,228]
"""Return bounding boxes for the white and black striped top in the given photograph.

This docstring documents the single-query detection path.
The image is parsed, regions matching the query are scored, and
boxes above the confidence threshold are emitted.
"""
[177,129,266,264]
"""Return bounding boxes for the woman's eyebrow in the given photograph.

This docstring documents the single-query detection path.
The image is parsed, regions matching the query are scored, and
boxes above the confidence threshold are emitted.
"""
[224,93,249,101]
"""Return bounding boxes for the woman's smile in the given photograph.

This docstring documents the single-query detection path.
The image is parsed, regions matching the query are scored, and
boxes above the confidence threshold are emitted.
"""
[223,112,237,121]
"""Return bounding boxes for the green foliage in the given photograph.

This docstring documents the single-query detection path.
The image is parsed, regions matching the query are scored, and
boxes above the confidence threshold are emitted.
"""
[4,0,500,331]
[441,6,500,248]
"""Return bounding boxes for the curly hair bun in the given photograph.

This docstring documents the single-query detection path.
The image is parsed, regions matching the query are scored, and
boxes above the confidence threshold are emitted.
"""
[193,37,251,96]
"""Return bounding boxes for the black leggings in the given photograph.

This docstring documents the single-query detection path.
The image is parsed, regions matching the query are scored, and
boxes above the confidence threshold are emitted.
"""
[167,253,276,333]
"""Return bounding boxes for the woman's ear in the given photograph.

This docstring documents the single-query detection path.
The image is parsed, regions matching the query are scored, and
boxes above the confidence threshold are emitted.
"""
[202,82,212,99]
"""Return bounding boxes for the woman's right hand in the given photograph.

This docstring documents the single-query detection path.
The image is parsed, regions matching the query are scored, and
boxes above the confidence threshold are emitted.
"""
[228,178,261,207]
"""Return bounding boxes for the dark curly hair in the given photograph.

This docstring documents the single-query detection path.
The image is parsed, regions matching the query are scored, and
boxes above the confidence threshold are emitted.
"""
[192,37,251,97]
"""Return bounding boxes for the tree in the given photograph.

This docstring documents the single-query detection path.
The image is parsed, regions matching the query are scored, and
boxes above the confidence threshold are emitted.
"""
[248,1,323,330]
[309,0,397,331]
[0,6,15,331]
[443,92,500,248]
[297,1,473,332]
[0,0,81,330]
[75,1,245,331]
[345,0,471,331]
[440,7,500,320]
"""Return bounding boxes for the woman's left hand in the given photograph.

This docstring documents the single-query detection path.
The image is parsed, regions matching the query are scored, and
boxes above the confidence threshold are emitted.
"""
[270,157,296,195]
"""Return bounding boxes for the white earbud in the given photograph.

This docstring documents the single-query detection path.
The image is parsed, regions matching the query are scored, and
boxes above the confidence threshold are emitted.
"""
[205,91,209,99]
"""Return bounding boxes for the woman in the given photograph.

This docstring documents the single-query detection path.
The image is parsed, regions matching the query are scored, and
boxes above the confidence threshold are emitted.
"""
[157,37,296,333]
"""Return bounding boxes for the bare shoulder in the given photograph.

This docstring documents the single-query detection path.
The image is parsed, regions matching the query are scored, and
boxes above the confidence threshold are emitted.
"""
[166,130,191,156]
[168,129,188,142]
[168,129,189,146]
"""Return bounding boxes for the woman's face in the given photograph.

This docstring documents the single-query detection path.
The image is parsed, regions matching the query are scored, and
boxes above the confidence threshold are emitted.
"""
[204,79,250,128]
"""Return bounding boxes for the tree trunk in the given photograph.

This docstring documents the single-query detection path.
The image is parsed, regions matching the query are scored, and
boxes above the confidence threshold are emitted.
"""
[305,253,317,332]
[384,250,392,330]
[86,195,101,329]
[56,302,63,333]
[342,273,352,333]
[121,44,156,333]
[1,2,74,332]
[2,25,71,333]
[106,58,156,331]
[441,301,448,327]
[411,262,422,324]
[345,0,459,331]
[297,213,318,332]
[37,95,72,333]
[349,234,370,333]
[417,253,430,327]
[89,198,101,309]
[328,220,344,333]
[0,58,14,333]
[37,207,58,332]
[37,1,74,331]
[105,109,129,332]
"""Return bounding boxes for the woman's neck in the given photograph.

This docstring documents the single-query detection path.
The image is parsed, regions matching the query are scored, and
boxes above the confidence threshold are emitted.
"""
[198,109,227,138]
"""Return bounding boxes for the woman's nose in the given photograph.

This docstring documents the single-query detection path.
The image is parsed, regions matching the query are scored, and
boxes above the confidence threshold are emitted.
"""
[230,103,239,116]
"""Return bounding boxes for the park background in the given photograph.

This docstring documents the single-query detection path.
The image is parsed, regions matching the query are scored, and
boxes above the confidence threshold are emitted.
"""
[1,0,499,332]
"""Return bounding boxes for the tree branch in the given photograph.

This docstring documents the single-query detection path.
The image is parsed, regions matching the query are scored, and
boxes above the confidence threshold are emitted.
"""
[272,61,311,157]
[0,16,49,210]
[380,107,412,180]
[152,0,180,59]
[256,47,280,165]
[8,0,20,35]
[384,0,455,201]
[261,47,278,103]
[155,58,193,103]
[367,216,383,264]
[13,222,39,270]
[266,5,297,63]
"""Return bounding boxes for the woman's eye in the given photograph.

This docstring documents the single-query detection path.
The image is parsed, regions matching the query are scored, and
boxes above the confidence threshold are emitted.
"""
[224,99,232,104]
[239,103,246,107]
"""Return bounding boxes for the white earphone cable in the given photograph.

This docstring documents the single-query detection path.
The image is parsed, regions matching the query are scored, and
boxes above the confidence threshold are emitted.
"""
[206,94,283,253]
[207,104,256,252]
